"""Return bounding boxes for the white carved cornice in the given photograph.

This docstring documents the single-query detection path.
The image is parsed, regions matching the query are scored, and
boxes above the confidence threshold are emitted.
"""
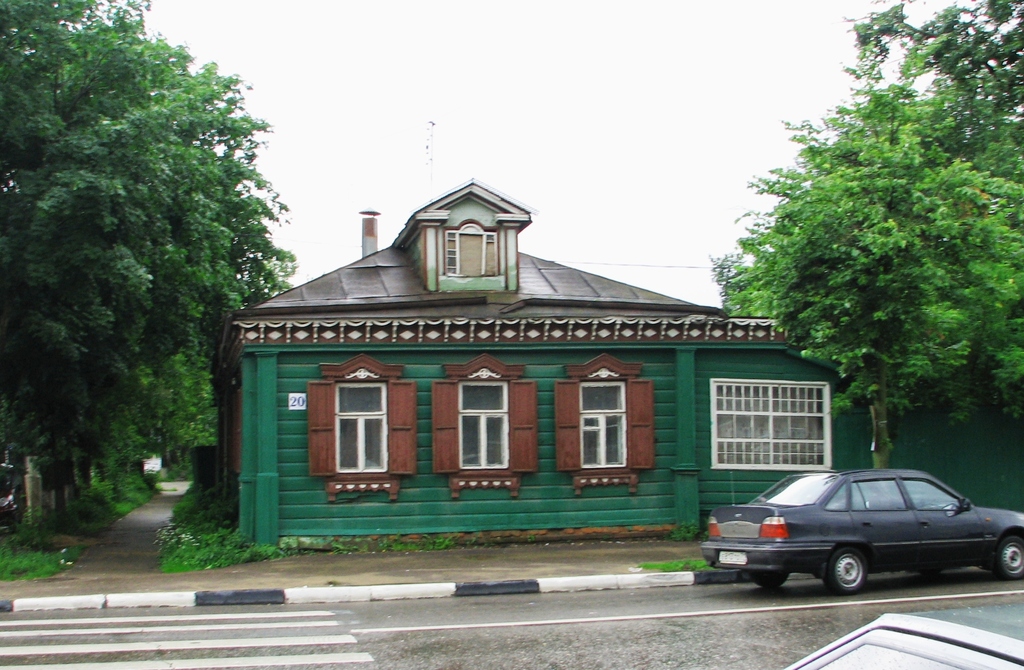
[233,316,781,346]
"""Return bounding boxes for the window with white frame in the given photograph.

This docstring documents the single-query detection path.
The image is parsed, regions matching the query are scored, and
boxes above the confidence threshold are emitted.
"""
[581,382,626,467]
[459,382,508,468]
[445,224,498,277]
[711,380,830,470]
[336,384,387,472]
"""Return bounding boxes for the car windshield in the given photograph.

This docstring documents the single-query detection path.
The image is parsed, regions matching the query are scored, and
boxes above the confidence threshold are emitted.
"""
[752,473,839,506]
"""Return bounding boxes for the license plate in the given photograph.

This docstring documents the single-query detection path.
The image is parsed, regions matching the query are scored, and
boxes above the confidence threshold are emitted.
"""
[719,550,748,566]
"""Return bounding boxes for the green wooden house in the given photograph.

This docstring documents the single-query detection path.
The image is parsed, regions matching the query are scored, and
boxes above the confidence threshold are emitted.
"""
[217,181,853,545]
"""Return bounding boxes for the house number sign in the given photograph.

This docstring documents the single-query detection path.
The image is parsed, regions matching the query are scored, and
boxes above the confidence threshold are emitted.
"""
[288,393,307,410]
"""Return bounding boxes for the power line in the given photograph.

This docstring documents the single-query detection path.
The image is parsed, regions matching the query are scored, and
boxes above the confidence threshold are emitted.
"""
[555,260,714,270]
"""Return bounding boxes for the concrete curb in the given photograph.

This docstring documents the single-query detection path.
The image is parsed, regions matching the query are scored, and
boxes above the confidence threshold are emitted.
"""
[455,579,540,597]
[4,570,748,612]
[106,591,196,609]
[694,569,748,584]
[195,589,286,607]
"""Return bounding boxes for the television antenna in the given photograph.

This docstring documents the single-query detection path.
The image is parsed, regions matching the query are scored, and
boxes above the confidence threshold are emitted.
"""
[426,121,435,192]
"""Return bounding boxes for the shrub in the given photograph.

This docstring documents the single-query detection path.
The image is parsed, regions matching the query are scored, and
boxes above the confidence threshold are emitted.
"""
[11,470,155,550]
[157,483,282,572]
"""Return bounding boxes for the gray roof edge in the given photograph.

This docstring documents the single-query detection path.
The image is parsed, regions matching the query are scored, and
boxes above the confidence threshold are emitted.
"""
[394,180,537,249]
[500,297,725,317]
[409,178,538,217]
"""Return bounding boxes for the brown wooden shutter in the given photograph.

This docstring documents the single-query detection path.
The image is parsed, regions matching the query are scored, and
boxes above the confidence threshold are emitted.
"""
[432,380,461,473]
[627,378,655,470]
[307,380,337,476]
[388,380,418,475]
[509,380,538,473]
[554,380,581,471]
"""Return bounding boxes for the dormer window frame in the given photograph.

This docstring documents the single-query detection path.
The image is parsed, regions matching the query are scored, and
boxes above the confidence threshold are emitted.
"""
[444,222,499,278]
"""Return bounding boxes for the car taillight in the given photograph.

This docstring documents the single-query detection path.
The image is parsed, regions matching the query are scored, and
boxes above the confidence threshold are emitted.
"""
[759,516,789,539]
[707,516,720,538]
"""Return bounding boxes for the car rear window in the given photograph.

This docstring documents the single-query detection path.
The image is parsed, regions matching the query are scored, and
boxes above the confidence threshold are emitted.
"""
[753,473,839,506]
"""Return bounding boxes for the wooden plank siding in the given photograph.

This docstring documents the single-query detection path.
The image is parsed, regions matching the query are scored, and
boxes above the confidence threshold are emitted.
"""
[693,348,838,517]
[267,347,682,537]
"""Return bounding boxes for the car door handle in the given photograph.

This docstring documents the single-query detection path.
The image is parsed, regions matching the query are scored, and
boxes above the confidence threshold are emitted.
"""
[862,522,872,527]
[920,521,930,527]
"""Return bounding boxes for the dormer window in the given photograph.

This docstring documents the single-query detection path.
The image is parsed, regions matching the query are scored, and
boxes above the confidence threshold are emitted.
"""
[445,223,497,277]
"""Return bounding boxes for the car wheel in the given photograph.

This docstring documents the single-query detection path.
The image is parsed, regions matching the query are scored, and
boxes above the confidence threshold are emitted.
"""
[824,547,867,595]
[994,536,1024,580]
[749,571,789,589]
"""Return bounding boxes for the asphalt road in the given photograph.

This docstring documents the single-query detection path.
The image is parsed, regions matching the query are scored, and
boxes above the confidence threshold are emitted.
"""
[2,567,1023,669]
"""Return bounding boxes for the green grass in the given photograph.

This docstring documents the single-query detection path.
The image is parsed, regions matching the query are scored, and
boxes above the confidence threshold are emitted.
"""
[158,526,283,573]
[0,541,85,580]
[667,523,707,542]
[157,484,285,573]
[638,559,711,572]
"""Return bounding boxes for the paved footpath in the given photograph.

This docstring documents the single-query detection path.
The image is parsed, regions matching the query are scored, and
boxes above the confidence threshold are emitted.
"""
[1,483,731,610]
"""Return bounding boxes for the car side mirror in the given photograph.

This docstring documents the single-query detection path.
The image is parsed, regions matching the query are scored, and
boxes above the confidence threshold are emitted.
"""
[961,498,972,512]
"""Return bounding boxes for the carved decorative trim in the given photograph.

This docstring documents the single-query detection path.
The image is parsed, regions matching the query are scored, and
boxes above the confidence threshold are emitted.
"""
[444,354,524,380]
[321,354,403,381]
[468,368,502,379]
[449,472,521,499]
[234,316,783,347]
[571,470,639,496]
[566,353,642,381]
[324,474,401,502]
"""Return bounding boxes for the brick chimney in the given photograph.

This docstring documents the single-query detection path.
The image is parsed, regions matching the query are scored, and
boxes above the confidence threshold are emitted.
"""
[360,209,380,258]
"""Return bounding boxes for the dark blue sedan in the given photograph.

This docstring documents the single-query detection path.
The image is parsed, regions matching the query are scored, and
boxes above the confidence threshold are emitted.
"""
[700,469,1024,595]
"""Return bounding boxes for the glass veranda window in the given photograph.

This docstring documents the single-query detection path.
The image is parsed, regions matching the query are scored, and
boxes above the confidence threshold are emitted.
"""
[712,380,830,470]
[581,383,625,467]
[460,383,507,468]
[336,384,387,472]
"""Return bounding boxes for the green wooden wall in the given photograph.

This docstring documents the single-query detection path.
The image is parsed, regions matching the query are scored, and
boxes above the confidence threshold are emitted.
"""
[238,342,855,541]
[271,346,682,539]
[693,348,843,516]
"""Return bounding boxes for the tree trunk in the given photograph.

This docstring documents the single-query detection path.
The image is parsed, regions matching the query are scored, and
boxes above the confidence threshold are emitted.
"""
[871,361,894,468]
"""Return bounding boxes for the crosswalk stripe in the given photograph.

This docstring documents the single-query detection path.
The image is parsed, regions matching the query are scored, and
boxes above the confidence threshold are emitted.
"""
[0,610,336,628]
[0,652,374,669]
[0,635,358,657]
[0,620,339,638]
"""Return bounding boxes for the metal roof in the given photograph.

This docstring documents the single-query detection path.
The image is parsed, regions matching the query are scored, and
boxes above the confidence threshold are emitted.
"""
[239,248,724,320]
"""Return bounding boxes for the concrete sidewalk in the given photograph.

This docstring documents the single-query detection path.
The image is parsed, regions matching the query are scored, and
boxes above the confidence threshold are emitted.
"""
[0,483,715,609]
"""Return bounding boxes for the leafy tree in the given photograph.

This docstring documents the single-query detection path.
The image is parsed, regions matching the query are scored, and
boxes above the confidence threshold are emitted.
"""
[0,1,294,486]
[857,1,1024,183]
[725,83,1024,468]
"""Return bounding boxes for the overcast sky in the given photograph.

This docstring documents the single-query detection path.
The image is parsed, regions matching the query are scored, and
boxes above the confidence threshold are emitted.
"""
[144,1,943,307]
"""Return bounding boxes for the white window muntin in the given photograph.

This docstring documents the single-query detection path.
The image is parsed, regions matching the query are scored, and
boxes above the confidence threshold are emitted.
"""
[335,383,388,472]
[580,382,626,467]
[459,382,508,469]
[711,379,831,471]
[445,224,497,277]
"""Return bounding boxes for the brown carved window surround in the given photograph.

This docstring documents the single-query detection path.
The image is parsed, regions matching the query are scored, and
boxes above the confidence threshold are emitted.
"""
[306,355,417,502]
[432,354,538,498]
[554,354,655,495]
